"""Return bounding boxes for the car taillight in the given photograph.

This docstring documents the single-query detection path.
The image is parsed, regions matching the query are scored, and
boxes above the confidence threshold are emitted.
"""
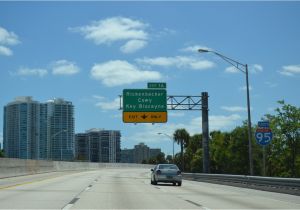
[156,170,161,175]
[177,170,181,175]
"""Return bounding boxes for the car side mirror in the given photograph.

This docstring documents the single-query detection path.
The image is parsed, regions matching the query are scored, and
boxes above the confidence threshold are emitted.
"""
[151,169,154,172]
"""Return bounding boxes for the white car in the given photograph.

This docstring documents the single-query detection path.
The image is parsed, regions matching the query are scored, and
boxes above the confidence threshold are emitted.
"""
[151,164,182,186]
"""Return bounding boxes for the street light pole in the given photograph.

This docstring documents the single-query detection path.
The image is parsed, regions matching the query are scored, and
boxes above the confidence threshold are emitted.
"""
[198,49,254,175]
[157,133,174,163]
[52,129,67,161]
[245,64,254,176]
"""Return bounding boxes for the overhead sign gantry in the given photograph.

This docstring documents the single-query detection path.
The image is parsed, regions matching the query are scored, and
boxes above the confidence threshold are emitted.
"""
[120,83,210,173]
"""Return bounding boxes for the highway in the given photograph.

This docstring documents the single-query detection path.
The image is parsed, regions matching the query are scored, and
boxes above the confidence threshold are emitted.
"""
[0,168,300,209]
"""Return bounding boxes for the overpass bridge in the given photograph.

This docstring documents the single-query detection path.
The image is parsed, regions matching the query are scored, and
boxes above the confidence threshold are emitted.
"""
[1,158,299,209]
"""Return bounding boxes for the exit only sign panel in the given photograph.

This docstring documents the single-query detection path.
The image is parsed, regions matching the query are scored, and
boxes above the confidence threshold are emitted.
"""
[123,112,167,123]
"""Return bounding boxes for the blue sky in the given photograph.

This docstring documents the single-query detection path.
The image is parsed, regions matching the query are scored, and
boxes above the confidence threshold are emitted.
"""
[1,2,300,155]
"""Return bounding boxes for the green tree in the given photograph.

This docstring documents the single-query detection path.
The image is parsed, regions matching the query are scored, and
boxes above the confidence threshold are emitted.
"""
[147,152,166,164]
[166,155,173,163]
[0,149,4,158]
[173,153,181,168]
[210,131,231,173]
[190,149,203,173]
[173,129,190,171]
[228,124,261,175]
[155,152,166,164]
[265,100,300,177]
[188,134,202,153]
[210,125,261,175]
[184,134,202,172]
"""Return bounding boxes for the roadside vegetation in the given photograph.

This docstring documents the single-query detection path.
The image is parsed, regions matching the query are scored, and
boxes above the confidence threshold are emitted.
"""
[0,149,4,157]
[145,101,300,178]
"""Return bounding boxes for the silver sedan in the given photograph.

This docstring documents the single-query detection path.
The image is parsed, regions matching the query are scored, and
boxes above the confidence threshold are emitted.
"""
[151,164,182,186]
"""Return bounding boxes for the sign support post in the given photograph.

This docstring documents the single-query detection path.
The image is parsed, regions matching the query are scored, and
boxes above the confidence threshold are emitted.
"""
[202,92,210,173]
[263,146,266,176]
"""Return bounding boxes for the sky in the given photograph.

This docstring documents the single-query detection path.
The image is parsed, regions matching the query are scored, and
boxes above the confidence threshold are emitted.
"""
[0,1,300,155]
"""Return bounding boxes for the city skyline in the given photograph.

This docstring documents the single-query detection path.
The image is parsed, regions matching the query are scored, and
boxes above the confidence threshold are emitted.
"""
[3,96,75,161]
[3,96,122,162]
[1,2,300,156]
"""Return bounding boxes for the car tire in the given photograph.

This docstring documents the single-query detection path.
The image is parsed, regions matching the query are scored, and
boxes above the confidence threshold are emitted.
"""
[178,182,182,186]
[172,182,176,186]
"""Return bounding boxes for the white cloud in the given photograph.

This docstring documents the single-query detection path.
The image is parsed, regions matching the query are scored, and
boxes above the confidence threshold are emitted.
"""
[225,66,239,74]
[13,67,48,77]
[0,27,20,56]
[136,56,215,71]
[181,45,212,53]
[225,64,263,74]
[279,65,300,77]
[221,106,247,112]
[0,45,13,56]
[250,64,263,74]
[190,60,215,70]
[209,114,242,131]
[51,60,80,75]
[0,27,20,45]
[120,39,147,54]
[265,81,277,88]
[168,112,185,117]
[95,98,120,110]
[191,114,242,132]
[112,113,122,119]
[155,28,176,38]
[11,60,79,78]
[90,60,162,87]
[70,16,148,53]
[92,95,106,100]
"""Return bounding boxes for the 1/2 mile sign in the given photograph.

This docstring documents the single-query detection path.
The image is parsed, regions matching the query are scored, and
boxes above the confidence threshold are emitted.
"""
[123,89,167,123]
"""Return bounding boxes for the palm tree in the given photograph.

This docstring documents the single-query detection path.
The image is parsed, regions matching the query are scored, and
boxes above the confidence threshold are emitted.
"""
[173,128,190,171]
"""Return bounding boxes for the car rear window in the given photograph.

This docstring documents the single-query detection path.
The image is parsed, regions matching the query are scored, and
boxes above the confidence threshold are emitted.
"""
[158,165,178,170]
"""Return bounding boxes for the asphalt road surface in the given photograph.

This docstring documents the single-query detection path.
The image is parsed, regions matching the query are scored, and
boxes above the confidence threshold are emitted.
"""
[0,168,299,209]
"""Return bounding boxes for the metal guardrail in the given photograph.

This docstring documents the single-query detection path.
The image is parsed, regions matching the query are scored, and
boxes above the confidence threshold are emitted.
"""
[183,173,300,196]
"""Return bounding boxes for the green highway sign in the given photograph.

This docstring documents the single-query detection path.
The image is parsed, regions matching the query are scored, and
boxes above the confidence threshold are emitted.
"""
[147,82,166,89]
[123,89,167,112]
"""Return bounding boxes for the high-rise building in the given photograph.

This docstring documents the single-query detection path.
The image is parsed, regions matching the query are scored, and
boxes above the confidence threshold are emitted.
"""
[134,143,150,163]
[45,98,74,161]
[150,149,161,159]
[3,97,75,161]
[3,97,40,159]
[75,129,121,163]
[75,133,89,161]
[120,149,134,163]
[101,130,121,163]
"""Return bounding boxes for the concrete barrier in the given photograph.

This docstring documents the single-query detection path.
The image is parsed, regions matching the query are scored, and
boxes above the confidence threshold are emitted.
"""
[0,158,54,178]
[0,158,153,178]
